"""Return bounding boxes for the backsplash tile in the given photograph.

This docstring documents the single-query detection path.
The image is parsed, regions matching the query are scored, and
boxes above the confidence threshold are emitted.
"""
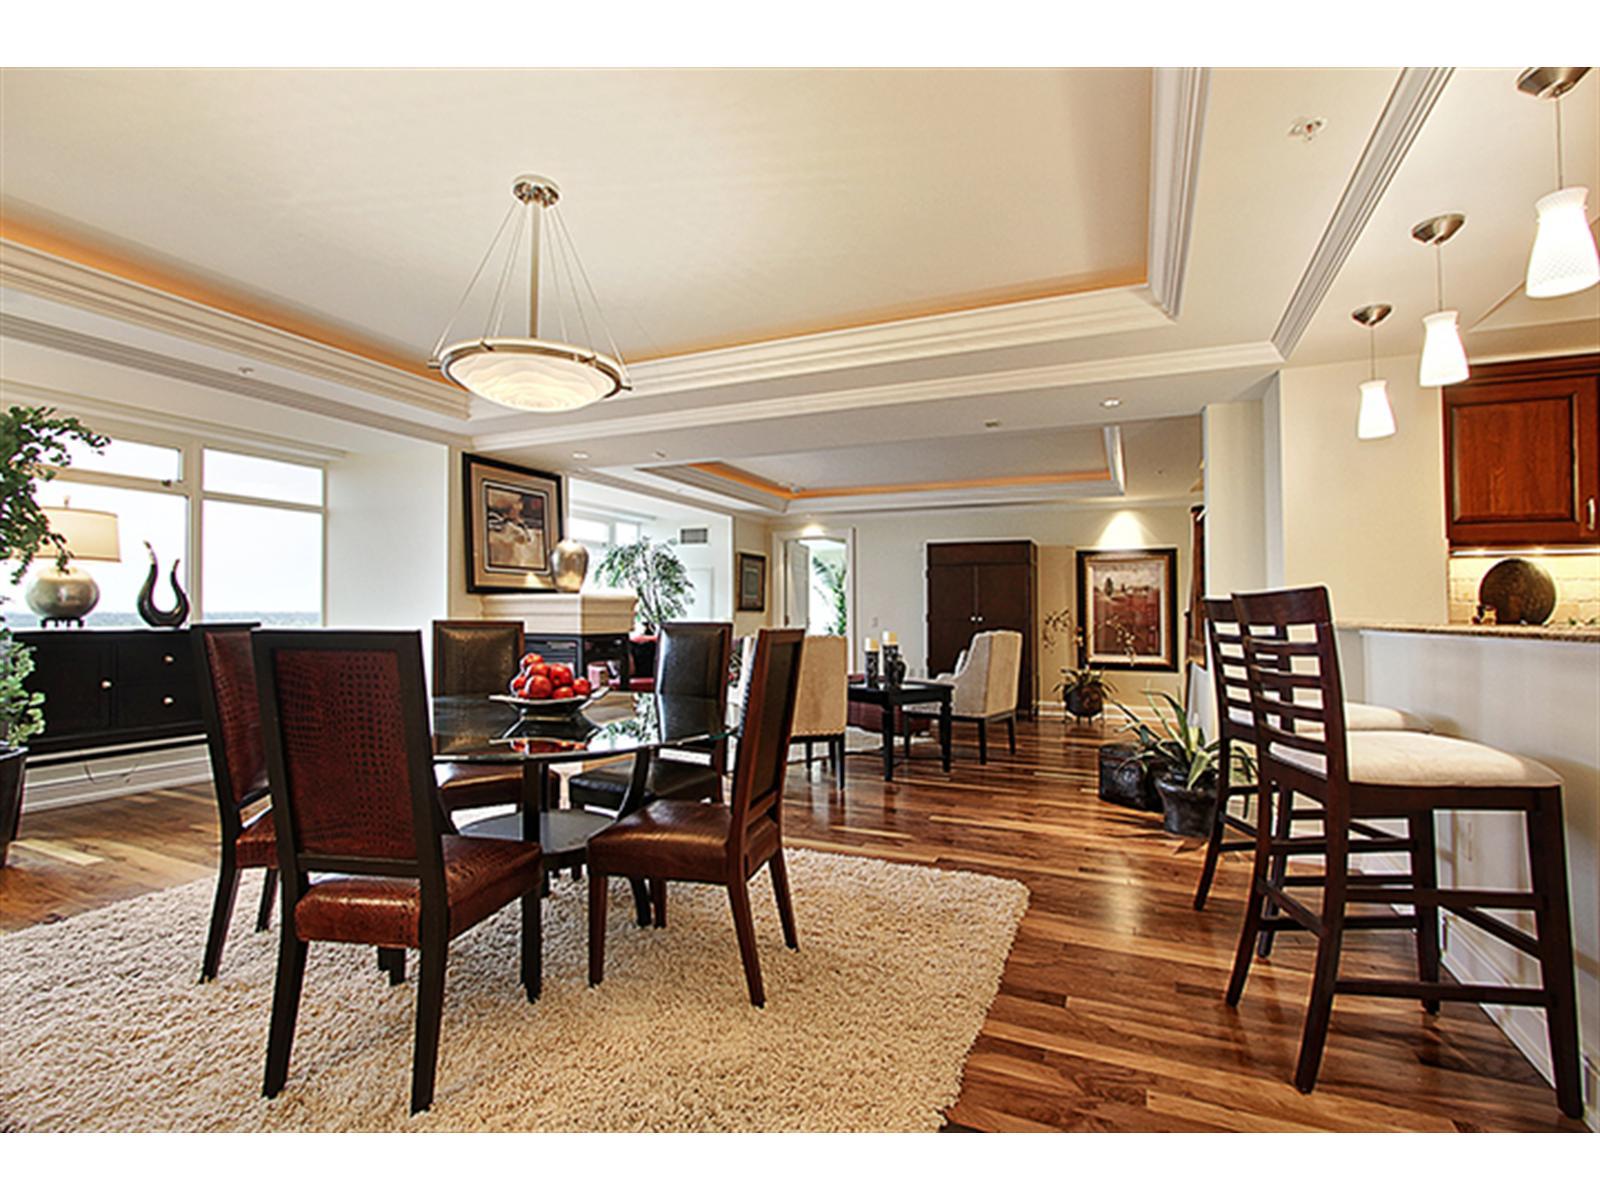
[1447,552,1600,627]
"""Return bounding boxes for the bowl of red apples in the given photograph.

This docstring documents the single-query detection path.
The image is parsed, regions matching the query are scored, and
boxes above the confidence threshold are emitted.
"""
[491,653,608,717]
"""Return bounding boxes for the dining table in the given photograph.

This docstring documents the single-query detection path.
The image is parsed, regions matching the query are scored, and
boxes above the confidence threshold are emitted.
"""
[430,689,732,924]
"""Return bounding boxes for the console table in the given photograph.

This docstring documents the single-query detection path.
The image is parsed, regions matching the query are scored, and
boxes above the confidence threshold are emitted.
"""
[846,679,953,782]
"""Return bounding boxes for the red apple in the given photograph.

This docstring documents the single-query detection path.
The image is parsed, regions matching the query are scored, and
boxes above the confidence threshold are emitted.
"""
[553,685,575,700]
[526,675,554,700]
[572,678,591,697]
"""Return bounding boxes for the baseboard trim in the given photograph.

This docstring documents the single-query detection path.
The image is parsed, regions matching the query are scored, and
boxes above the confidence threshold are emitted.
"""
[22,749,212,811]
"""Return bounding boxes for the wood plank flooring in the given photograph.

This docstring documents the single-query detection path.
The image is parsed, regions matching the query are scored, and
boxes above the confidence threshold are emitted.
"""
[0,722,1584,1131]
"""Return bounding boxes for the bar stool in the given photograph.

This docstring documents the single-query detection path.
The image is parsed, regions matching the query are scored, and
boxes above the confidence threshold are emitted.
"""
[1193,597,1433,921]
[1223,585,1582,1119]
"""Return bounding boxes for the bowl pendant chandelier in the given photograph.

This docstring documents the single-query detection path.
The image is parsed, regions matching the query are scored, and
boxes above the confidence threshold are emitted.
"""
[1351,304,1395,441]
[430,175,629,412]
[1518,68,1599,299]
[1412,213,1470,388]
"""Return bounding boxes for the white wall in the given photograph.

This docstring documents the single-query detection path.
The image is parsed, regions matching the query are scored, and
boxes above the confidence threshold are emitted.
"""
[732,515,773,639]
[1202,394,1266,596]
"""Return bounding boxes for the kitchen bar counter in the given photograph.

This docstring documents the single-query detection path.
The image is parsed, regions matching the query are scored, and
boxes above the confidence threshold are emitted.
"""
[1342,621,1600,644]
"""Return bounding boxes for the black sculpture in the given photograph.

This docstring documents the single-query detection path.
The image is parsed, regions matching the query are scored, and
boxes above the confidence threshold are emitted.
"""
[137,541,190,628]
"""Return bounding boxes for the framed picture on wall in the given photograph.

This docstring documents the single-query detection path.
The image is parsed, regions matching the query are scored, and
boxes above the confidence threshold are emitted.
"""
[1076,547,1179,671]
[463,453,563,593]
[736,551,767,612]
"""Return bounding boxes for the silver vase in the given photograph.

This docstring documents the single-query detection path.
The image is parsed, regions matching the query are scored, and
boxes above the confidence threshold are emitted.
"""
[549,539,589,593]
[25,563,101,626]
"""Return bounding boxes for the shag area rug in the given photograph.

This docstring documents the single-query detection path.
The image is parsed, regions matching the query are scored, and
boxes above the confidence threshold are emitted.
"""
[0,849,1026,1132]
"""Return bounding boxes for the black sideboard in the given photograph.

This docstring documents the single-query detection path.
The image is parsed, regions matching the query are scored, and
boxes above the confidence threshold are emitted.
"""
[14,627,204,761]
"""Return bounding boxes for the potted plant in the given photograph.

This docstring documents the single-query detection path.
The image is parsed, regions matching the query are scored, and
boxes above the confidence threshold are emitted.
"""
[1,405,108,865]
[1116,692,1254,838]
[594,536,694,634]
[1055,663,1114,719]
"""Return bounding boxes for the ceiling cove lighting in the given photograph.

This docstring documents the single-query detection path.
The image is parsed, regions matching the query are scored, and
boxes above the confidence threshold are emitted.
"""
[429,175,629,413]
[1351,304,1396,440]
[1518,67,1599,299]
[1411,213,1469,388]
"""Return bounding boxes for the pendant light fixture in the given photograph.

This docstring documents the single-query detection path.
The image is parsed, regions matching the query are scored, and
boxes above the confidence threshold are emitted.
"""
[1518,67,1599,299]
[430,175,629,412]
[1412,213,1469,388]
[1351,304,1396,440]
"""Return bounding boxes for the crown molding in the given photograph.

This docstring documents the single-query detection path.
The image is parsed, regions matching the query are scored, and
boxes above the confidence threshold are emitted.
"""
[473,340,1282,452]
[0,311,464,447]
[1147,68,1209,319]
[1272,67,1454,358]
[0,238,471,420]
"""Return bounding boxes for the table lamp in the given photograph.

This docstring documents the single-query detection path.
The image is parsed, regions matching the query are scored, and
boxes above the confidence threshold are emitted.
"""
[26,505,121,627]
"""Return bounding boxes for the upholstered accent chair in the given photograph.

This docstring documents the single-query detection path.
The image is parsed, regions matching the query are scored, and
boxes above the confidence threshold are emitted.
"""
[1224,586,1580,1118]
[254,630,544,1115]
[430,620,526,812]
[192,623,277,981]
[586,627,806,1007]
[911,628,1023,763]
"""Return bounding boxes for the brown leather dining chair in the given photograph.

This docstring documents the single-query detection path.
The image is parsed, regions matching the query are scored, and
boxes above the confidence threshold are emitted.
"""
[586,626,805,1007]
[567,621,732,816]
[431,620,526,812]
[192,622,277,981]
[254,629,545,1115]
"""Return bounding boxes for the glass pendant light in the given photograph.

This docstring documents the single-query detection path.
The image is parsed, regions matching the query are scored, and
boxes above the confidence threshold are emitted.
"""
[1351,304,1396,440]
[1518,68,1599,299]
[430,175,629,413]
[1412,214,1469,388]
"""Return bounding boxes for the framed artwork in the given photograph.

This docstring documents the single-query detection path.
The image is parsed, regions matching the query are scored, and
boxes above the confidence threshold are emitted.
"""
[463,453,563,593]
[1076,547,1179,672]
[736,551,767,612]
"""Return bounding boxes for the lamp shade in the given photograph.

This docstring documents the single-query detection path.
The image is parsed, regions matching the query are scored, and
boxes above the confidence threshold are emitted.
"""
[37,506,121,562]
[1525,186,1600,299]
[438,338,625,412]
[1357,380,1396,440]
[1418,311,1469,387]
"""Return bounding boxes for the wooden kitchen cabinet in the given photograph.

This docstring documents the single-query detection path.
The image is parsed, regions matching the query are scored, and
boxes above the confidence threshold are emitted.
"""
[1443,354,1599,547]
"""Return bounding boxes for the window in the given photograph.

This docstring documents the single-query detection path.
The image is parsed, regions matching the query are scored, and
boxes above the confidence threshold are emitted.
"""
[201,501,322,626]
[203,448,323,506]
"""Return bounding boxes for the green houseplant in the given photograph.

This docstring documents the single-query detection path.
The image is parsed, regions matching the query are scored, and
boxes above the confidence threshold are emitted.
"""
[1116,692,1254,838]
[1055,662,1115,719]
[1,405,108,865]
[594,537,694,634]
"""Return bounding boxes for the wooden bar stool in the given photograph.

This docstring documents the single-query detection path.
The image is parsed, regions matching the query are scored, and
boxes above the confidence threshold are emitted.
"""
[1223,585,1582,1119]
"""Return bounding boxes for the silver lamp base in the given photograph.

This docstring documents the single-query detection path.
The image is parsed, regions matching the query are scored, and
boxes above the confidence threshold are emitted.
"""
[26,563,101,627]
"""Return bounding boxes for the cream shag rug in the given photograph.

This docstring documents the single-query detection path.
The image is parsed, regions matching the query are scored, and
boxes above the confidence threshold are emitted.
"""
[0,849,1026,1132]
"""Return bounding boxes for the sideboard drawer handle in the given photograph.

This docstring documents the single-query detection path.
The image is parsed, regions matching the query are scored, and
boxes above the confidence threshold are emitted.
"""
[163,654,175,665]
[162,696,174,706]
[101,679,113,690]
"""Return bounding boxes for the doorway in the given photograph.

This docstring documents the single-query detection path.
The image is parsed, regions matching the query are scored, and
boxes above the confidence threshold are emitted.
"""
[780,531,854,653]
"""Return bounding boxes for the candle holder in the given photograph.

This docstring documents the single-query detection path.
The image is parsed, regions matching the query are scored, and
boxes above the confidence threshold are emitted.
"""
[883,644,907,688]
[864,648,881,687]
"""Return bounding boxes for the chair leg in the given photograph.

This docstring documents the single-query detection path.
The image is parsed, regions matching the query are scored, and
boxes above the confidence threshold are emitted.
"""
[410,936,448,1115]
[1193,793,1229,912]
[378,947,406,985]
[1526,791,1584,1119]
[1408,813,1441,1014]
[263,925,308,1099]
[588,871,608,986]
[256,868,278,931]
[728,876,766,1007]
[1293,824,1349,1095]
[1257,783,1296,958]
[650,878,667,928]
[1225,785,1276,1007]
[521,888,542,1002]
[200,857,241,982]
[770,850,798,950]
[806,741,814,773]
[977,721,988,765]
[1007,715,1017,755]
[628,876,653,927]
[834,734,847,796]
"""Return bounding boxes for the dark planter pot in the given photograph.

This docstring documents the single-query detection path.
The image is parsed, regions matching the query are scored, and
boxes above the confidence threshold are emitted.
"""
[1154,771,1219,838]
[1098,744,1161,812]
[1063,684,1105,719]
[0,745,25,869]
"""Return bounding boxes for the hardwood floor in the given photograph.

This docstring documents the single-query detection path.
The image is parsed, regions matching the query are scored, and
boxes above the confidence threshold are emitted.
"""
[0,722,1584,1131]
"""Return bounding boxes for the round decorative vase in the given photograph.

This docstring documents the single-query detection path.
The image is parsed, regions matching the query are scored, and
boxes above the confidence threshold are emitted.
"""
[25,564,100,626]
[0,746,26,869]
[1154,771,1219,838]
[549,539,589,593]
[1097,743,1153,809]
[1477,557,1556,626]
[1063,684,1105,719]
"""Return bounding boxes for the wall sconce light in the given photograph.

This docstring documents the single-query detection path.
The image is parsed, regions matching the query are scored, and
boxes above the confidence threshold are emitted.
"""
[1351,304,1396,440]
[1518,67,1599,299]
[1412,213,1469,388]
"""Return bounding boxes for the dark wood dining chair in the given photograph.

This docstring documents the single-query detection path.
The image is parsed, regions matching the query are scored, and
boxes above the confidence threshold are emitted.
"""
[1224,586,1582,1118]
[586,626,805,1007]
[431,620,526,812]
[254,629,544,1115]
[567,621,732,816]
[192,622,277,982]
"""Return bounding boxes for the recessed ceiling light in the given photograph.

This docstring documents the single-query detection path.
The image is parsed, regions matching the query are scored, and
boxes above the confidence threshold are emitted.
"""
[1287,117,1326,142]
[653,450,668,459]
[983,419,1002,429]
[238,366,255,376]
[1101,397,1122,408]
[571,451,590,460]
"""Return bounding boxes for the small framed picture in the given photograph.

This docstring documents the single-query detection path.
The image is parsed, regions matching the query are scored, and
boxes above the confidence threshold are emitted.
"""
[736,551,767,612]
[463,453,563,593]
[1076,548,1179,671]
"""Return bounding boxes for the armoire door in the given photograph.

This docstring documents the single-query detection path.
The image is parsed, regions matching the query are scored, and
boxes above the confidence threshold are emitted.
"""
[926,561,978,675]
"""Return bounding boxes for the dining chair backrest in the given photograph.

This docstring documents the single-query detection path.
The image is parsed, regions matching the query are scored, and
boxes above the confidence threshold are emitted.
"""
[254,630,447,902]
[431,620,525,697]
[656,622,733,700]
[728,628,805,862]
[1203,598,1255,743]
[192,622,267,821]
[792,634,847,736]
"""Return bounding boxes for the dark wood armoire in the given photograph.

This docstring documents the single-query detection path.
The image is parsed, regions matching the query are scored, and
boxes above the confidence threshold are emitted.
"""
[925,540,1038,717]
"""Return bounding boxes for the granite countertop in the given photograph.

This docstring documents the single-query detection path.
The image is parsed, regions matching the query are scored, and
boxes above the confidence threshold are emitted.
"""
[1345,621,1600,645]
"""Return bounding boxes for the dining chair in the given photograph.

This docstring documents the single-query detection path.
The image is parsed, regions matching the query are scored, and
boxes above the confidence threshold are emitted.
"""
[254,629,544,1115]
[431,620,526,812]
[1224,585,1581,1118]
[586,626,805,1007]
[567,621,732,816]
[788,635,848,794]
[192,622,277,981]
[909,628,1022,763]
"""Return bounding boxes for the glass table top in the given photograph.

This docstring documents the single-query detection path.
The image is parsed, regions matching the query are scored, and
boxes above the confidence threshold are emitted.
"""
[431,691,730,765]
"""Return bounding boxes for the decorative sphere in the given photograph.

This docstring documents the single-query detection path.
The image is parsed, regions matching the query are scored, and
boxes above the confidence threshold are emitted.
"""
[550,539,589,593]
[26,565,100,624]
